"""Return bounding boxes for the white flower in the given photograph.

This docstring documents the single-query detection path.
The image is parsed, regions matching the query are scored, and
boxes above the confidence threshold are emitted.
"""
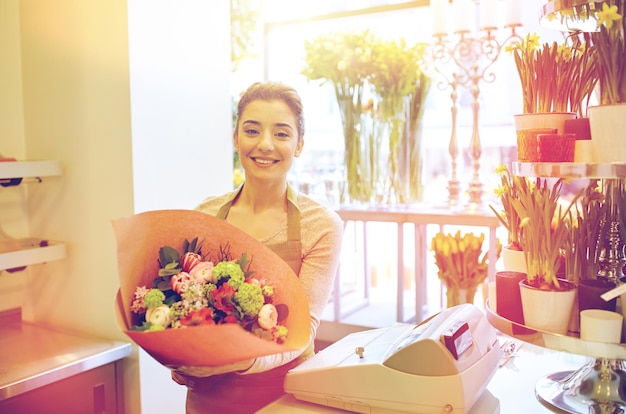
[257,303,278,330]
[146,305,171,328]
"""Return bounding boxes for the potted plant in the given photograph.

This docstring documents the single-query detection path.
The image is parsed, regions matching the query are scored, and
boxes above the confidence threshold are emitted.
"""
[431,230,501,308]
[508,33,597,161]
[510,176,583,334]
[490,163,528,272]
[587,0,626,162]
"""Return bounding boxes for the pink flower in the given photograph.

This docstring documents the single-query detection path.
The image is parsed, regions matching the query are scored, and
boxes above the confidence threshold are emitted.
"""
[257,304,278,330]
[181,252,202,272]
[190,261,214,284]
[170,272,192,294]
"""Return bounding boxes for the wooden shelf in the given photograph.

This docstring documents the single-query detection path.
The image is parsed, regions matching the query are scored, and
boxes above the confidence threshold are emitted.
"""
[0,242,67,272]
[0,161,62,180]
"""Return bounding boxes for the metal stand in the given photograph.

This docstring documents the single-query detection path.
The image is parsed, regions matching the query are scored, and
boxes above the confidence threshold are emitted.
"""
[536,359,626,414]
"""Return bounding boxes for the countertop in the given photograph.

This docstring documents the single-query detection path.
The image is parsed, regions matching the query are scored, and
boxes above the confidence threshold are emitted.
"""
[0,308,132,401]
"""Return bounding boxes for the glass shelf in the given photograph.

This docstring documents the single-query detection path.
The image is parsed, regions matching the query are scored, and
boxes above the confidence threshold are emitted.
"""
[486,302,626,361]
[487,302,626,412]
[512,162,626,179]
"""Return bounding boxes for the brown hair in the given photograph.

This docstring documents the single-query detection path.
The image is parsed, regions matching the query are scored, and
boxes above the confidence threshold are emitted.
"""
[235,82,305,141]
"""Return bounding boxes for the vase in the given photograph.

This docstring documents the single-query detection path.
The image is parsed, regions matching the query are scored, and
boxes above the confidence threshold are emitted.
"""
[514,112,577,134]
[502,246,527,274]
[495,271,526,325]
[588,103,626,163]
[445,286,476,308]
[516,128,555,162]
[519,279,577,335]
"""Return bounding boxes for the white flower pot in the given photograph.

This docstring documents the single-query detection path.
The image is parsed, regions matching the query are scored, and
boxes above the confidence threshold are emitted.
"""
[514,112,577,134]
[502,247,527,274]
[588,103,626,163]
[519,279,577,335]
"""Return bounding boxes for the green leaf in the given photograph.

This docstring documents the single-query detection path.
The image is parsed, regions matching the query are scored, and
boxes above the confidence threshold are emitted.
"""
[159,245,180,267]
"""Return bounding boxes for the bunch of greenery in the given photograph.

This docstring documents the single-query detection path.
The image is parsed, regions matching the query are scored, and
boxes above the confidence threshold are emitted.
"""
[507,33,597,115]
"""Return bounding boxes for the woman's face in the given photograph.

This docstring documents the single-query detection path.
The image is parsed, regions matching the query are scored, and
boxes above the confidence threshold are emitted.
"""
[234,99,304,183]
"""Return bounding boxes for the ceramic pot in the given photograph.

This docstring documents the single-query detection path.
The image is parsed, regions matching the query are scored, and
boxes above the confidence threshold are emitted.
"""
[514,112,577,134]
[495,271,526,325]
[578,278,617,313]
[588,103,626,162]
[502,246,527,274]
[538,133,576,162]
[516,128,556,162]
[519,279,577,335]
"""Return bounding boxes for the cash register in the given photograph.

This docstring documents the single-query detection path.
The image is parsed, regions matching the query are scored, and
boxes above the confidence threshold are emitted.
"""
[284,304,502,413]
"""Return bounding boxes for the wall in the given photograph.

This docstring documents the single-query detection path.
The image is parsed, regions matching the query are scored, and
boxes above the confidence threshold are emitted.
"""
[0,1,231,413]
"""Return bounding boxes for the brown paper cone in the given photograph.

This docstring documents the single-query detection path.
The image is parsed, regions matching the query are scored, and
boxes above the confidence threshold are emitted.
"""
[112,209,310,367]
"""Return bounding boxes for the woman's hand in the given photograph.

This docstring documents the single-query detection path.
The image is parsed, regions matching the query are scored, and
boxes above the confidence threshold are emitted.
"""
[170,359,255,378]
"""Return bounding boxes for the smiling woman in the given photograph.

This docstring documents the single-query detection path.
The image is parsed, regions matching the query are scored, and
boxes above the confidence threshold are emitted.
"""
[173,81,344,414]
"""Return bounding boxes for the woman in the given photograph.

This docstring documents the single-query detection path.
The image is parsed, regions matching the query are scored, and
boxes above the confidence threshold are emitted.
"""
[172,81,344,413]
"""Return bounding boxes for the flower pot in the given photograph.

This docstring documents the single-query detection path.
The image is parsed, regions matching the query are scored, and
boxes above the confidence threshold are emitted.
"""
[538,133,575,162]
[578,278,617,313]
[495,271,526,325]
[514,112,577,134]
[588,103,626,162]
[502,246,527,273]
[519,279,577,335]
[516,128,555,162]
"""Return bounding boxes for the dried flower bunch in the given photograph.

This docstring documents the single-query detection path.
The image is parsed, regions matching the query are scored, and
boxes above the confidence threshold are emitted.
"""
[507,33,598,115]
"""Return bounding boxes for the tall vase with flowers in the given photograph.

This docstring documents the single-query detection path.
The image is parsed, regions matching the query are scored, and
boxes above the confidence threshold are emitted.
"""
[511,176,583,334]
[302,30,376,204]
[368,38,431,204]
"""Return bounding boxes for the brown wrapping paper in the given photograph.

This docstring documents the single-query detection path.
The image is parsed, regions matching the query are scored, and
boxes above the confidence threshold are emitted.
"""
[113,209,310,367]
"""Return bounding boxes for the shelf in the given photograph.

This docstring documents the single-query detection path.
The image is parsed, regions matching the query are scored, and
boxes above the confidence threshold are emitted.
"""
[0,241,67,272]
[485,301,626,361]
[0,161,62,181]
[513,161,626,179]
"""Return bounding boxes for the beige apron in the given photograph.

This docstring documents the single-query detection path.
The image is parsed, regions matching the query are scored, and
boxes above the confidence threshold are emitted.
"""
[178,185,311,413]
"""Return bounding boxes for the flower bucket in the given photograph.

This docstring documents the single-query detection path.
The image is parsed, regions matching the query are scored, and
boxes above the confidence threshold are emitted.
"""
[502,246,527,274]
[519,279,576,335]
[588,103,626,162]
[514,112,577,134]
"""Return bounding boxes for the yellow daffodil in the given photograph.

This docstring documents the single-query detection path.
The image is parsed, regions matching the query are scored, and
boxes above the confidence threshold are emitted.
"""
[597,2,623,29]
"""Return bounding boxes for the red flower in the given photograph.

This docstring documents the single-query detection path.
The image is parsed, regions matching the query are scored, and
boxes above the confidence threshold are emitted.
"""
[180,308,215,326]
[211,284,237,313]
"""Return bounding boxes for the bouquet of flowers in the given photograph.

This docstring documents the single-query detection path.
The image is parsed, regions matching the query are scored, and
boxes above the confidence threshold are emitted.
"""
[130,237,289,345]
[113,210,310,367]
[431,231,501,307]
